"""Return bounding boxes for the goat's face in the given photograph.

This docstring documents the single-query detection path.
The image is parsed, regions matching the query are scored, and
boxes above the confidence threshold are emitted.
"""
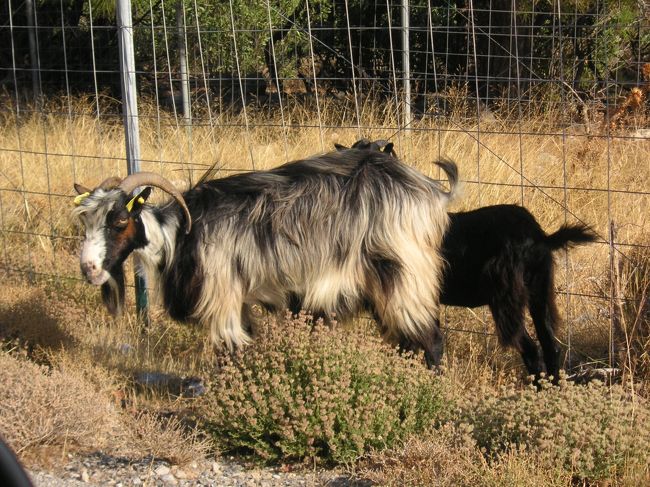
[73,186,151,314]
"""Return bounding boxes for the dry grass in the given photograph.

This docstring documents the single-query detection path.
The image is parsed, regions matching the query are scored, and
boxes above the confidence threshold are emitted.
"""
[0,94,648,475]
[615,241,650,393]
[0,280,212,465]
[357,425,575,487]
[0,348,211,465]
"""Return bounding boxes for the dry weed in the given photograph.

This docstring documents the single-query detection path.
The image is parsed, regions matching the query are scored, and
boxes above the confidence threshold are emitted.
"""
[120,410,212,465]
[0,350,121,455]
[457,379,650,482]
[357,425,573,487]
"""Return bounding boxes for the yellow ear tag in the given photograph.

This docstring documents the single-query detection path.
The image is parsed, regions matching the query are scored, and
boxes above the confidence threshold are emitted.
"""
[73,192,90,205]
[126,195,145,212]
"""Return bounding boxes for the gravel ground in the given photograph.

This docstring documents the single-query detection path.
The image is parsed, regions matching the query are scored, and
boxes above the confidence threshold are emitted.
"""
[28,454,368,487]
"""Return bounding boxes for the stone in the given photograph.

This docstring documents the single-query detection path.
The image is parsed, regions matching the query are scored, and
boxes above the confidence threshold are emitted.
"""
[173,468,187,479]
[161,473,178,485]
[155,465,171,476]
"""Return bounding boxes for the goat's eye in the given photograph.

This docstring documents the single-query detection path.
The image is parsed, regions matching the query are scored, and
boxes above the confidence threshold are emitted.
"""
[114,218,128,229]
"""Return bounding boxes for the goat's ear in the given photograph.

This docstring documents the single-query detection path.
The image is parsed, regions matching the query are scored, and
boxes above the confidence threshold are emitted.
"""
[334,143,349,151]
[74,183,92,195]
[383,143,396,157]
[101,265,125,316]
[126,187,152,214]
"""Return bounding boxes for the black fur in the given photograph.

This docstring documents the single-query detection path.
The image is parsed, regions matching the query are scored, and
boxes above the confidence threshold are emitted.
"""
[100,192,149,316]
[440,205,597,382]
[101,264,125,316]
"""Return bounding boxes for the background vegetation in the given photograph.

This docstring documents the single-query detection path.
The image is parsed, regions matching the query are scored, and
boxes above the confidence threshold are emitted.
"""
[0,96,648,484]
[1,0,647,109]
[0,0,649,484]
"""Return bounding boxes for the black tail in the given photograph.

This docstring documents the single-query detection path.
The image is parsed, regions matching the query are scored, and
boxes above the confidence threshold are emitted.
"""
[545,223,598,251]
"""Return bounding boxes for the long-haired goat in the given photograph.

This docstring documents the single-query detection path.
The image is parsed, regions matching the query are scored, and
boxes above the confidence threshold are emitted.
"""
[335,139,598,382]
[72,149,457,364]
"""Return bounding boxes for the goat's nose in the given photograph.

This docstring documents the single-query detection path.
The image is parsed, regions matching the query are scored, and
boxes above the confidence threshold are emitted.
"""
[81,261,98,275]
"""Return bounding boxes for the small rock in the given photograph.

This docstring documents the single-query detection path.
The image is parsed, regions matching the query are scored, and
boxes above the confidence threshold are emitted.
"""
[211,461,222,474]
[161,473,178,485]
[81,469,90,483]
[131,477,142,485]
[155,465,171,476]
[173,468,187,479]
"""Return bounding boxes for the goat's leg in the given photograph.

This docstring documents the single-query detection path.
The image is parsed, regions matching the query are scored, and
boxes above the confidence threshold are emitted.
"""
[367,246,445,369]
[195,281,250,350]
[420,319,444,369]
[489,288,545,380]
[514,327,545,385]
[528,280,561,384]
[397,321,444,369]
[240,303,259,337]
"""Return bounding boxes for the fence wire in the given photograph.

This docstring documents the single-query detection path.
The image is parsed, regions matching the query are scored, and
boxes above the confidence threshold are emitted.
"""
[0,0,648,371]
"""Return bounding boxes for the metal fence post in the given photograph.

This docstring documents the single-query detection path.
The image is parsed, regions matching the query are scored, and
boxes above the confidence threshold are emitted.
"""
[24,0,41,103]
[116,0,149,324]
[176,1,191,124]
[401,0,411,129]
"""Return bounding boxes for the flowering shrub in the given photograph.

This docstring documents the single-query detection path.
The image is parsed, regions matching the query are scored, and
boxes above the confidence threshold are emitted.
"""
[200,313,450,464]
[458,379,650,481]
[358,424,573,487]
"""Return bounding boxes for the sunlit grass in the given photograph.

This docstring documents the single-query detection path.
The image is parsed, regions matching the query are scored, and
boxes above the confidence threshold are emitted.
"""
[0,94,648,393]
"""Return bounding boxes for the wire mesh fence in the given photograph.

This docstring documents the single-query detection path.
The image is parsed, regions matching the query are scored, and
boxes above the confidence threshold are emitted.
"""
[0,0,648,372]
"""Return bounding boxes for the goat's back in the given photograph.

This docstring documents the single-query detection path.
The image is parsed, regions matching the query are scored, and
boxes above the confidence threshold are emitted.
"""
[165,148,452,346]
[441,205,546,307]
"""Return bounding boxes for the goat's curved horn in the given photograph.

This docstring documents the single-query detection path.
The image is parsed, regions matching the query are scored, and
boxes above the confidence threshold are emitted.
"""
[118,172,192,234]
[74,183,92,195]
[99,176,123,190]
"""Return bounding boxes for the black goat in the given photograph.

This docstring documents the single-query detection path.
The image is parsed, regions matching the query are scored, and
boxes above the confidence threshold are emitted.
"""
[440,205,597,382]
[335,139,598,381]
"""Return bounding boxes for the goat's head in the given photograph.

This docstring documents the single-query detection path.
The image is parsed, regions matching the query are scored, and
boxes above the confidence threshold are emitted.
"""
[334,138,397,157]
[72,172,191,315]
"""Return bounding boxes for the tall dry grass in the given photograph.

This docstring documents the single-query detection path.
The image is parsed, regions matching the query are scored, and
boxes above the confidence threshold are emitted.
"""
[0,94,648,376]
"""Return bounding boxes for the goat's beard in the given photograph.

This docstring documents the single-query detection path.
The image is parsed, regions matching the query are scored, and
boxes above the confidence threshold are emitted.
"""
[101,264,125,316]
[86,269,111,286]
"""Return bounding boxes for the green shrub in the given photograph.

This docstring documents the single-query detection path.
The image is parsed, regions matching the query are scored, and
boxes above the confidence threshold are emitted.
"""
[458,380,650,481]
[200,313,450,465]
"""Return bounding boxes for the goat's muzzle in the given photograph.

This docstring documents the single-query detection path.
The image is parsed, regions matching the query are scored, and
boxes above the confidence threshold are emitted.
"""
[80,261,110,285]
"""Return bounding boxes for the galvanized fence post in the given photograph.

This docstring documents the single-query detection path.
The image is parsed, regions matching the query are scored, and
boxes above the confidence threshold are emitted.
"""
[401,0,411,129]
[116,0,149,324]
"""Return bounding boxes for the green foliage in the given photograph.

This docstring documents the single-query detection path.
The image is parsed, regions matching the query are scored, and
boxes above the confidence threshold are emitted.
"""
[591,4,643,79]
[457,379,650,481]
[137,0,334,74]
[200,313,450,465]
